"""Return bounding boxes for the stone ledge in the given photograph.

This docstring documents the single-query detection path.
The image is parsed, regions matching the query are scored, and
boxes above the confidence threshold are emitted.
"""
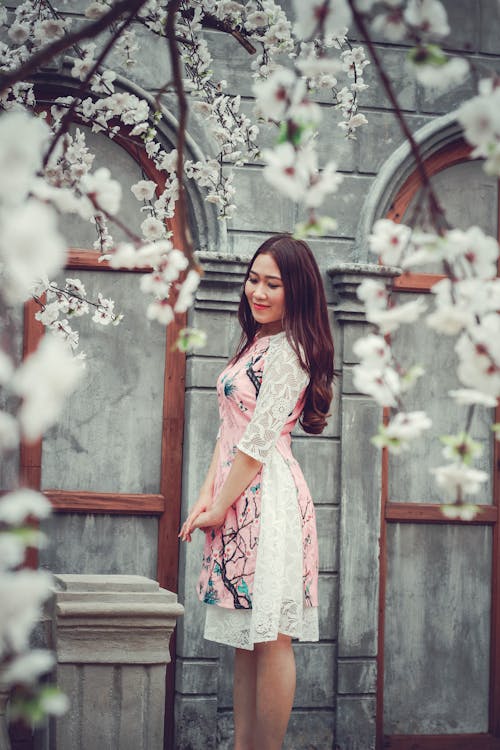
[327,262,402,323]
[49,574,184,665]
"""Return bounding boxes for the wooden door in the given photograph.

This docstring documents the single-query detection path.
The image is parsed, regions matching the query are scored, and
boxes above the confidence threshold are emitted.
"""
[377,142,500,750]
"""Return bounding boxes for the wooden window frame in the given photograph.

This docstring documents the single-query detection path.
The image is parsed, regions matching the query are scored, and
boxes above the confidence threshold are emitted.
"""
[376,139,500,749]
[20,120,187,593]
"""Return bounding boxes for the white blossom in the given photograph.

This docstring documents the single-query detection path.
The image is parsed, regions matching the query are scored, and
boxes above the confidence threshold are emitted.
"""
[0,200,66,303]
[367,297,427,334]
[368,219,411,266]
[175,269,201,313]
[92,293,116,325]
[4,650,55,685]
[431,463,489,497]
[71,56,95,81]
[410,56,469,92]
[372,10,406,42]
[34,18,66,43]
[12,336,84,441]
[35,301,61,327]
[80,167,122,215]
[448,389,497,408]
[457,83,500,172]
[293,0,352,40]
[455,315,500,397]
[353,365,401,407]
[452,226,499,280]
[426,305,473,335]
[84,2,109,19]
[146,300,174,325]
[141,216,166,240]
[403,0,450,37]
[262,142,309,202]
[353,334,391,367]
[305,160,342,208]
[441,502,481,521]
[253,68,299,121]
[0,490,52,526]
[0,111,50,205]
[0,570,53,656]
[39,688,70,717]
[160,248,189,282]
[0,532,26,571]
[131,180,157,201]
[8,23,30,44]
[357,278,389,310]
[376,411,432,453]
[140,272,171,298]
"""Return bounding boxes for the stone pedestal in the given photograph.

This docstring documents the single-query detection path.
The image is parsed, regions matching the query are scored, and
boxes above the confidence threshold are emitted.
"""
[47,574,183,750]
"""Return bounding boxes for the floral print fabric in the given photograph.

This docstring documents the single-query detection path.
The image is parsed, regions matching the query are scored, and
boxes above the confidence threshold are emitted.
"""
[197,332,319,624]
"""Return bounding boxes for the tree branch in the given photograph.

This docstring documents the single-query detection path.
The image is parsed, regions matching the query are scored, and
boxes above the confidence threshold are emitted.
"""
[165,1,196,268]
[42,9,139,169]
[348,0,448,232]
[201,12,257,54]
[0,0,149,97]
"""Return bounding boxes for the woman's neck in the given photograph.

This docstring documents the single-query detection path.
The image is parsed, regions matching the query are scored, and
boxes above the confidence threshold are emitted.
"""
[256,322,284,338]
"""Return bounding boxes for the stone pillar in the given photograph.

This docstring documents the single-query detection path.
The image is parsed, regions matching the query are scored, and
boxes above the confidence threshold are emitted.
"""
[328,263,400,750]
[46,574,183,750]
[175,253,248,750]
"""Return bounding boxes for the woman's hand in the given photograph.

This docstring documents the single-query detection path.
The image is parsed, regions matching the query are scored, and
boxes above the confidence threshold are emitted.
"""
[190,504,227,533]
[178,500,226,542]
[179,493,210,543]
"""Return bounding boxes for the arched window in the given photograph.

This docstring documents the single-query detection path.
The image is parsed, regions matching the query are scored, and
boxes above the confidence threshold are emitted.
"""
[378,140,500,749]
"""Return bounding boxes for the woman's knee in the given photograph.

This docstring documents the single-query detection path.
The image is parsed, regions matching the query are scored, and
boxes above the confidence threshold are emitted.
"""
[254,633,293,654]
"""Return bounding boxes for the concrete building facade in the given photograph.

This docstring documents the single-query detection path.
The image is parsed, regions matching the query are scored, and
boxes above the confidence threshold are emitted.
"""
[4,2,500,749]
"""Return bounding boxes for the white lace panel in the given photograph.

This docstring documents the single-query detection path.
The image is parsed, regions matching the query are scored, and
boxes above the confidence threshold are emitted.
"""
[203,450,319,651]
[237,335,309,464]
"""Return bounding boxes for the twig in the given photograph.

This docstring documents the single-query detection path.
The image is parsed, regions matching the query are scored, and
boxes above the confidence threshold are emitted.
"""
[43,10,139,169]
[0,0,149,96]
[348,0,448,234]
[201,12,256,54]
[165,1,197,268]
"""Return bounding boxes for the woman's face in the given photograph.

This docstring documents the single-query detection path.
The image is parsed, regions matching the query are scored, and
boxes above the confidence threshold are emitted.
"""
[245,252,285,333]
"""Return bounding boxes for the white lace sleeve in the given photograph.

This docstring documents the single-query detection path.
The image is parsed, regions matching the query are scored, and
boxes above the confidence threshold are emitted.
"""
[237,335,309,463]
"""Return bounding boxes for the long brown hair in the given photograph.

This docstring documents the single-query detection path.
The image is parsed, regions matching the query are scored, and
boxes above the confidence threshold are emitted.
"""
[233,234,334,435]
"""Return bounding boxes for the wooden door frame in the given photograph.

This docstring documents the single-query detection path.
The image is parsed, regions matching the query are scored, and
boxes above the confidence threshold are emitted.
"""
[376,140,500,749]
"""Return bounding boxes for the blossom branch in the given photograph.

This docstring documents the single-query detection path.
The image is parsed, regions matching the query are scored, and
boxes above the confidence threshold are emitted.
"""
[348,0,447,233]
[0,0,149,97]
[165,1,196,270]
[42,9,140,170]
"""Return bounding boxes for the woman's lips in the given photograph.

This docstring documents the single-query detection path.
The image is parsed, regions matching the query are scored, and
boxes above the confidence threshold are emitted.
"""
[252,303,269,310]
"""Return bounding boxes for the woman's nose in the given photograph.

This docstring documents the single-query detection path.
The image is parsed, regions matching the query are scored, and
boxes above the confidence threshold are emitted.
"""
[253,283,267,298]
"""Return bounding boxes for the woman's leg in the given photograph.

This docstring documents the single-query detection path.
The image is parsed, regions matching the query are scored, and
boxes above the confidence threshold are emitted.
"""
[234,647,257,750]
[254,634,296,750]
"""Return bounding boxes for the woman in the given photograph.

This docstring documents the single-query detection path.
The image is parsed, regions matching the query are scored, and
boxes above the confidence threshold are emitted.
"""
[179,234,334,750]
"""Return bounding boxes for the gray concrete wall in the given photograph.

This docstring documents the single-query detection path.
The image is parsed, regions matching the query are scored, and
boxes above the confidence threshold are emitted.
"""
[174,4,499,748]
[18,1,500,747]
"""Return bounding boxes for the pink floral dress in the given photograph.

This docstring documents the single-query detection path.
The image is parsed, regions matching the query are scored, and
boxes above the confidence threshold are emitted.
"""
[197,331,319,650]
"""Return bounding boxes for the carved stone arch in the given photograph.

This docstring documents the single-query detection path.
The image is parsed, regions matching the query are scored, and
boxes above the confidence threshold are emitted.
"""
[35,62,227,255]
[354,112,463,260]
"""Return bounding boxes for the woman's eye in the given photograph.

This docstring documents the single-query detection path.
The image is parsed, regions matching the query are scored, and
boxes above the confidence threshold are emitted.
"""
[248,277,257,284]
[268,284,279,289]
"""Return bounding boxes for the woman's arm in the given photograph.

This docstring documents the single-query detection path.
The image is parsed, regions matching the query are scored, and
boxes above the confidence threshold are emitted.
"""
[179,449,261,540]
[178,439,221,542]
